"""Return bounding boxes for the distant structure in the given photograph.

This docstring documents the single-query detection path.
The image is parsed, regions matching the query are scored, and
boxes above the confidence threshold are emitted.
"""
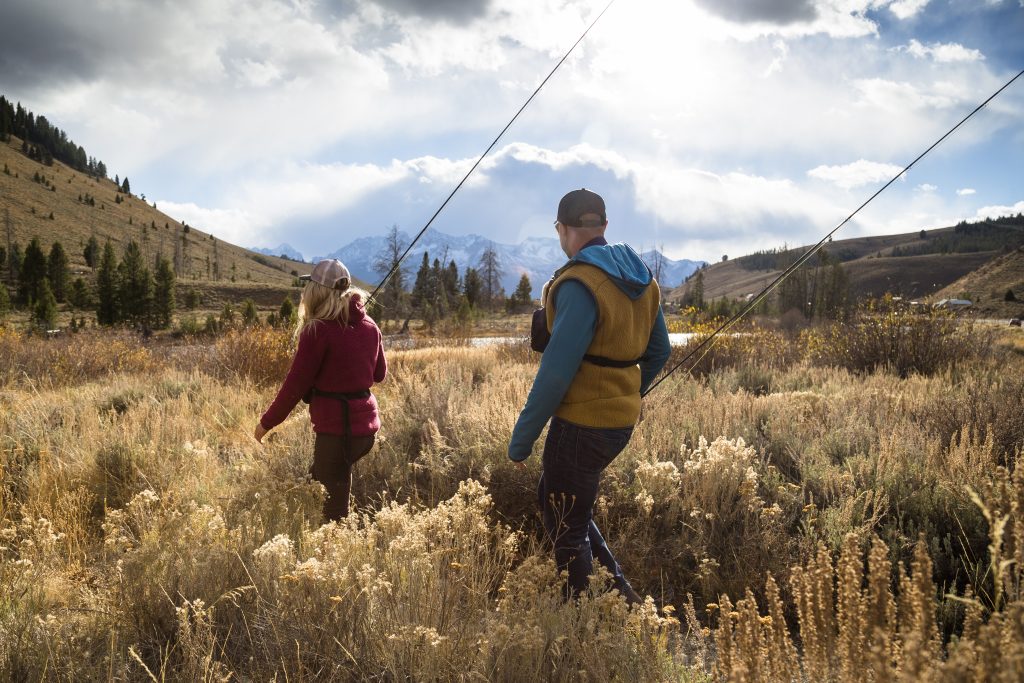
[934,298,972,310]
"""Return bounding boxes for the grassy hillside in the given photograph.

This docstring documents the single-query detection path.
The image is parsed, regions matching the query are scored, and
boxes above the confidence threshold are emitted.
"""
[932,246,1024,317]
[0,135,312,304]
[672,219,1024,305]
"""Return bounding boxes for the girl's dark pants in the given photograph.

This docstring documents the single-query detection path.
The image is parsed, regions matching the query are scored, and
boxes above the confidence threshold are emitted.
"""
[537,416,634,599]
[312,433,375,521]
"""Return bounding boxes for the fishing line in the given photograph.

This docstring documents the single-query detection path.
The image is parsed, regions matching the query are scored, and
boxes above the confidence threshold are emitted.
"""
[642,66,1024,397]
[369,0,617,303]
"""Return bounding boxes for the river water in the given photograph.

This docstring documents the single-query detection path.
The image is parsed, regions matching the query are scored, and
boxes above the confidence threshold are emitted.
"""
[465,333,696,348]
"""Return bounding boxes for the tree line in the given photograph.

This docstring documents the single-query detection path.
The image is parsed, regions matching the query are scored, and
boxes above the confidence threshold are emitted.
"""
[0,236,174,331]
[370,226,534,329]
[680,249,849,321]
[0,96,108,179]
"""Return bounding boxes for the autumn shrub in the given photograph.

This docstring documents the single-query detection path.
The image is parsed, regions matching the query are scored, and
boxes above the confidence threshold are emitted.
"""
[0,327,154,388]
[612,437,800,606]
[208,325,294,386]
[666,322,801,382]
[805,298,983,377]
[708,470,1024,682]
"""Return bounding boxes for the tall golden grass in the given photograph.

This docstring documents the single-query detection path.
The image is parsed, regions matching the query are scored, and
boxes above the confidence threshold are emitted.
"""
[1,322,1023,679]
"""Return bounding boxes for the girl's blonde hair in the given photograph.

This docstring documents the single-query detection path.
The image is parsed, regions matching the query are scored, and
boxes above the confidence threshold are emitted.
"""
[296,278,370,338]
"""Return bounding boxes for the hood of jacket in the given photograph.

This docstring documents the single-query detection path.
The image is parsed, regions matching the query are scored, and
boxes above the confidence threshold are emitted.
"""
[571,242,653,300]
[347,295,367,324]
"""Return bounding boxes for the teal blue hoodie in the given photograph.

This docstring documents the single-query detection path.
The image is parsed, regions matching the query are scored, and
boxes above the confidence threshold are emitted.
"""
[508,238,671,462]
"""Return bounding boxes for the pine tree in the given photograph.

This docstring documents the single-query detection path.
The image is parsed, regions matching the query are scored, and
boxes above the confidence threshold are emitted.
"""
[68,277,90,310]
[444,259,460,301]
[241,299,259,327]
[777,268,808,317]
[477,245,503,311]
[84,235,100,268]
[153,255,176,329]
[411,252,431,315]
[509,273,533,312]
[431,258,449,318]
[17,237,47,306]
[220,304,235,329]
[279,297,296,327]
[118,241,153,326]
[687,270,705,310]
[47,241,70,302]
[463,267,482,308]
[32,278,58,331]
[0,282,9,320]
[96,241,120,325]
[121,176,130,195]
[7,243,22,283]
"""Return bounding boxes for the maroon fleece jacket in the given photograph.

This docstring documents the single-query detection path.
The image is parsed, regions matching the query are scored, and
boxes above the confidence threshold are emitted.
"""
[260,299,386,436]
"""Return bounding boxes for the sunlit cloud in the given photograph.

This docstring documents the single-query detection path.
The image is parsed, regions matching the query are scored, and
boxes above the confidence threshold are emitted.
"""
[899,39,985,63]
[888,0,930,20]
[2,0,1021,263]
[807,160,905,190]
[975,200,1024,220]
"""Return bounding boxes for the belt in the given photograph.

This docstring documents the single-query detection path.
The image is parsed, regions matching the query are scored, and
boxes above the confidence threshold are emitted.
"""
[309,388,372,447]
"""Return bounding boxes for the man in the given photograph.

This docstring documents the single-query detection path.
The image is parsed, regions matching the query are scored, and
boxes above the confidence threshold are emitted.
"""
[509,188,672,603]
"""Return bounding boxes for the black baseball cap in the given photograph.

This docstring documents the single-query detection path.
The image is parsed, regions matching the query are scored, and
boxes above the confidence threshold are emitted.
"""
[557,188,607,228]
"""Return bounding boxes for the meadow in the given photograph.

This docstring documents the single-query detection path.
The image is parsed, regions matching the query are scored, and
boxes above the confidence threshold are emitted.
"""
[1,309,1023,681]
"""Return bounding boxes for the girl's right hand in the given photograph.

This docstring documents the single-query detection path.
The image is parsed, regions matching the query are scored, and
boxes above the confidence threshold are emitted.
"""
[254,423,268,443]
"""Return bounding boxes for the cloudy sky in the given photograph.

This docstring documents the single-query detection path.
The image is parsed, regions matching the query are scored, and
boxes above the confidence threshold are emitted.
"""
[2,0,1022,263]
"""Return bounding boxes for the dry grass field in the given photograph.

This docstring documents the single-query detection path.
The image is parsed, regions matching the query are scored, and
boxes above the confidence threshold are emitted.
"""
[1,315,1023,680]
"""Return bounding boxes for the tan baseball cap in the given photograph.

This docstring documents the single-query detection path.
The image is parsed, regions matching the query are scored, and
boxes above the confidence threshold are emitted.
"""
[300,259,351,290]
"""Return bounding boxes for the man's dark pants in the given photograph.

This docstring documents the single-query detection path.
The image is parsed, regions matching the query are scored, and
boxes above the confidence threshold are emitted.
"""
[537,416,634,599]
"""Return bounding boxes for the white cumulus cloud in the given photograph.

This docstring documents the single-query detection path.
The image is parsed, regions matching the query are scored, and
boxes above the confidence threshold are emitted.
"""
[917,183,938,192]
[957,188,976,196]
[888,0,931,20]
[807,159,904,190]
[974,201,1024,220]
[901,39,985,63]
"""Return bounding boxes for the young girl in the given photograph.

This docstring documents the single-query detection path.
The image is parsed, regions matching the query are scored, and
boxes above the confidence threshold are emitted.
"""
[254,259,386,522]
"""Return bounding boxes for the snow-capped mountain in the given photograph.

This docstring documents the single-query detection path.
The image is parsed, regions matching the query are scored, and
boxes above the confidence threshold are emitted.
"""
[317,230,703,298]
[251,243,305,262]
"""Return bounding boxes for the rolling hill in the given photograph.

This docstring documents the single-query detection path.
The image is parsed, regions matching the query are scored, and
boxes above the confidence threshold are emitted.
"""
[931,246,1024,317]
[0,134,312,310]
[671,218,1024,308]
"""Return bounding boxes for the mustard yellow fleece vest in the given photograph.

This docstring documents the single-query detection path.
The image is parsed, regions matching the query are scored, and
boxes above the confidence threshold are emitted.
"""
[543,262,661,428]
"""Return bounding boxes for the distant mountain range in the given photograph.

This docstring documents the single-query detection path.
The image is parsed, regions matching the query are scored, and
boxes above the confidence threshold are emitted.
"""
[251,243,306,262]
[308,230,703,297]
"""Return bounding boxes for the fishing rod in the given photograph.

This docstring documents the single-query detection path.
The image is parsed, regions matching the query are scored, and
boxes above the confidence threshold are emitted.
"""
[642,66,1024,397]
[369,0,617,303]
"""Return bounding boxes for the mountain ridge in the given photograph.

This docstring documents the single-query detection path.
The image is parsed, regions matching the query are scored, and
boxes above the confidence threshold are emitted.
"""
[315,229,704,297]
